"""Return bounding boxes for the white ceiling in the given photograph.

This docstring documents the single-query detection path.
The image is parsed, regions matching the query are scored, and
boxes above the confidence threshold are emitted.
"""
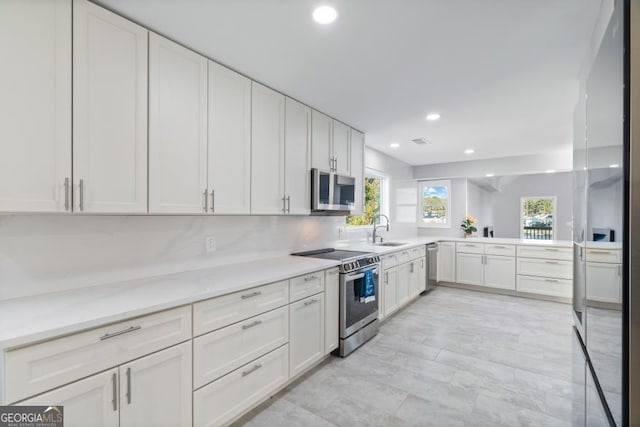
[96,0,601,166]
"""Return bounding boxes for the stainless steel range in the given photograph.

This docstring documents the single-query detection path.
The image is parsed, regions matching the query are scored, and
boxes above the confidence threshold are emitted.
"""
[292,248,380,356]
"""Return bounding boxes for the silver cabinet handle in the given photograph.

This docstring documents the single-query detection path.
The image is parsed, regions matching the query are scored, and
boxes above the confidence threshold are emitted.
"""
[410,263,414,273]
[126,367,131,404]
[100,325,141,341]
[79,178,84,211]
[304,298,319,306]
[589,250,610,254]
[242,320,263,330]
[282,196,287,213]
[544,248,559,251]
[304,275,318,281]
[210,189,215,213]
[64,177,70,211]
[545,261,559,265]
[618,265,621,276]
[242,364,262,377]
[111,373,117,411]
[203,189,208,212]
[385,271,389,283]
[286,196,291,213]
[241,291,262,300]
[545,279,559,283]
[493,245,507,249]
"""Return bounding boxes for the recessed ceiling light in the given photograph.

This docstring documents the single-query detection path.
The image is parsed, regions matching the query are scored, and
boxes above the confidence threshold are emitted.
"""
[464,149,475,154]
[546,169,556,174]
[610,164,620,168]
[426,113,441,121]
[313,6,337,24]
[485,173,494,177]
[390,142,400,148]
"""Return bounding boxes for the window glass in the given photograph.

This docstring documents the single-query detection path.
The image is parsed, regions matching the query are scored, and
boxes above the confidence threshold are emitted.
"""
[346,176,382,226]
[521,197,555,239]
[419,180,451,227]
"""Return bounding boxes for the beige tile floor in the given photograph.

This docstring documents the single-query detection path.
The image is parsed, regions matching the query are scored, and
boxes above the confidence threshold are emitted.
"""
[235,286,575,427]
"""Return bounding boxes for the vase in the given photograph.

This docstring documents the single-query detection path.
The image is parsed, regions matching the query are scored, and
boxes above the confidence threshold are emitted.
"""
[464,233,472,238]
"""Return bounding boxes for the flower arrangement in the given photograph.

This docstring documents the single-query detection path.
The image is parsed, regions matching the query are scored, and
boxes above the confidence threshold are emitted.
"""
[460,215,478,237]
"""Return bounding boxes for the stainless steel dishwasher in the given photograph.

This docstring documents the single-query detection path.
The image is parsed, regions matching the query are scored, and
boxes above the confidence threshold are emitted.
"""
[426,243,438,292]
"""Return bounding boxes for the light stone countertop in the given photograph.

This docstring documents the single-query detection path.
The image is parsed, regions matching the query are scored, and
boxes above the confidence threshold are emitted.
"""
[0,256,339,350]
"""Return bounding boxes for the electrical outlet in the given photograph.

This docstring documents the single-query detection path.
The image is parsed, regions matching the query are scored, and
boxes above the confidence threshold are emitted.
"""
[205,236,216,253]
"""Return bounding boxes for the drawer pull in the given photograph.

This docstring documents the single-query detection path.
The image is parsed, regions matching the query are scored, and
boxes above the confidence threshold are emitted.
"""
[493,245,508,249]
[242,320,263,330]
[544,248,559,251]
[100,325,141,341]
[464,244,477,247]
[328,270,338,276]
[545,261,559,265]
[589,250,610,254]
[242,363,262,377]
[241,291,262,300]
[545,279,559,283]
[304,275,318,282]
[304,298,319,306]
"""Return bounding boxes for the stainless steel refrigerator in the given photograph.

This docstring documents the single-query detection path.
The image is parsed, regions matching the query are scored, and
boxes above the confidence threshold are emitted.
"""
[572,1,639,425]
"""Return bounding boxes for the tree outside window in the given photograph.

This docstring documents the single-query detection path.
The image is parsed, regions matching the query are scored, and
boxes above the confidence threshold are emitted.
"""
[419,180,451,228]
[521,196,556,240]
[346,176,382,226]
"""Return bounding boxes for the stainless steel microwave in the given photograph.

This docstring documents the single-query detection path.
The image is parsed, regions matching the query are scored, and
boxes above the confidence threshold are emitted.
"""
[311,169,355,214]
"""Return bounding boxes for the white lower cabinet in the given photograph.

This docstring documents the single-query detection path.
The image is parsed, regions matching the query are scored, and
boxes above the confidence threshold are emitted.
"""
[456,253,484,286]
[18,368,119,427]
[397,262,411,306]
[437,242,456,282]
[324,268,339,354]
[483,255,516,290]
[193,307,289,389]
[193,345,289,427]
[289,294,325,377]
[119,342,192,427]
[382,267,399,318]
[516,275,572,298]
[586,262,622,303]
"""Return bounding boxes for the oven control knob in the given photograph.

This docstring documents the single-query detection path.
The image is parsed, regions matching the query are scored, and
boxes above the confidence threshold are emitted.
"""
[347,262,354,271]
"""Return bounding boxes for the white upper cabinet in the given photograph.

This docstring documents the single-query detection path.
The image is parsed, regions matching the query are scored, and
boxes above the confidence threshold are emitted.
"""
[350,129,365,215]
[332,121,351,176]
[0,0,71,212]
[73,0,148,213]
[148,33,208,214]
[251,82,285,214]
[208,61,252,214]
[284,98,311,215]
[311,110,332,171]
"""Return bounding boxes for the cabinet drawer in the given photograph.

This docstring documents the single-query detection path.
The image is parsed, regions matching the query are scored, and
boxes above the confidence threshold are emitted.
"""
[485,244,516,257]
[397,250,412,264]
[516,245,572,260]
[585,249,622,263]
[193,280,288,336]
[410,246,425,260]
[516,275,572,298]
[290,271,324,302]
[517,258,573,279]
[381,254,398,270]
[5,306,191,403]
[193,306,288,389]
[193,345,289,427]
[456,242,484,254]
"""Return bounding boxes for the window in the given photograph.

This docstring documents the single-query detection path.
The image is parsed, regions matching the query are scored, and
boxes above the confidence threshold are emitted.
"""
[346,173,386,226]
[521,196,556,240]
[419,180,451,228]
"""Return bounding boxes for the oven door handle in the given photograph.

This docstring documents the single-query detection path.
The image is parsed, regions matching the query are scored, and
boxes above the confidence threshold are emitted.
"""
[344,268,378,282]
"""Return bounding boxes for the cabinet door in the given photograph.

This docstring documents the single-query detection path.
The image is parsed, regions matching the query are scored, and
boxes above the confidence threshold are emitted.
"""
[324,268,339,354]
[0,0,71,212]
[417,256,427,293]
[73,0,148,213]
[397,263,411,306]
[456,253,484,286]
[18,368,118,427]
[119,342,192,427]
[311,110,332,171]
[251,82,285,214]
[383,268,399,317]
[332,120,351,175]
[289,294,324,377]
[208,61,251,214]
[284,97,311,215]
[437,242,456,282]
[586,262,621,303]
[350,129,365,215]
[484,255,516,290]
[149,33,208,213]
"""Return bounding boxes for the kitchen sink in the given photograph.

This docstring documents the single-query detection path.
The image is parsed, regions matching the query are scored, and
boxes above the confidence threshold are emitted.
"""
[375,242,407,247]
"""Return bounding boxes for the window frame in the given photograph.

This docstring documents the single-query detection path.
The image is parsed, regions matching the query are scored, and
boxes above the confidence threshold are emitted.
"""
[418,179,452,228]
[345,169,389,228]
[520,196,557,240]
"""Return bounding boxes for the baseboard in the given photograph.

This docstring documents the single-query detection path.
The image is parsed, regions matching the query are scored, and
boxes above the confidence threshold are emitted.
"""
[438,282,572,304]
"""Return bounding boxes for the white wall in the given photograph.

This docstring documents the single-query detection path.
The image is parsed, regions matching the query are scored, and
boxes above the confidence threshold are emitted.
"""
[0,215,344,301]
[489,172,573,240]
[417,177,468,238]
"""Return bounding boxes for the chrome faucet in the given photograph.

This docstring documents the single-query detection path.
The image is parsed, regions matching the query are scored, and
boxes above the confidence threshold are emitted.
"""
[371,214,391,243]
